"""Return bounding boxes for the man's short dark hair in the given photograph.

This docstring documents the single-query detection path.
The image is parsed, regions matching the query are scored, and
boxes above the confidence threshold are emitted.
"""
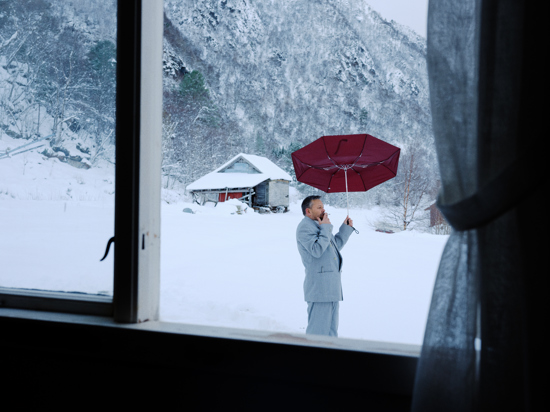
[301,195,321,216]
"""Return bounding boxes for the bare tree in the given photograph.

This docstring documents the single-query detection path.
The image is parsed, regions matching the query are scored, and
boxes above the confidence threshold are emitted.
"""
[161,72,245,188]
[384,146,435,230]
[0,0,117,170]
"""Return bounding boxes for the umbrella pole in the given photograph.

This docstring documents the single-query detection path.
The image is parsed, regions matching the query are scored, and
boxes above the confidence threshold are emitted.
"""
[344,167,359,234]
[344,167,349,217]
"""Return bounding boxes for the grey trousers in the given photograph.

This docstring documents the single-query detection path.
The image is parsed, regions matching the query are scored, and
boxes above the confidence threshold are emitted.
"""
[306,301,339,337]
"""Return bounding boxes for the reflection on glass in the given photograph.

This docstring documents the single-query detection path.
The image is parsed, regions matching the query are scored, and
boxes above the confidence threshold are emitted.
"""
[0,1,117,295]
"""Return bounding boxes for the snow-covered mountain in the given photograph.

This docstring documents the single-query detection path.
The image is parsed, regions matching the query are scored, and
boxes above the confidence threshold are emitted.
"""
[1,0,436,206]
[163,0,433,161]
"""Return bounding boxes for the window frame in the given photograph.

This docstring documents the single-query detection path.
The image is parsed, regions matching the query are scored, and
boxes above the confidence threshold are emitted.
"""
[0,0,421,360]
[0,0,163,322]
[112,0,162,323]
[0,3,421,406]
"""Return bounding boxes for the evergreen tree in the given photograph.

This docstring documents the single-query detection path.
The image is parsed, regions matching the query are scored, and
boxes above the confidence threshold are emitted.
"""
[179,70,209,101]
[88,40,116,80]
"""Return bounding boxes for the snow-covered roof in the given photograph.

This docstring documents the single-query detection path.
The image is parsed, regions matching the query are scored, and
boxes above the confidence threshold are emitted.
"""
[186,153,291,191]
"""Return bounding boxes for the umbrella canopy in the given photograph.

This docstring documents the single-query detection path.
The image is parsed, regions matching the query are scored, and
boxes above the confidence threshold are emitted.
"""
[292,134,400,194]
[292,134,400,222]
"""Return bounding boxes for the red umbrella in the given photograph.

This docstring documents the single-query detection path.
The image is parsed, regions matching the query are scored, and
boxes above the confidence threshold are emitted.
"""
[291,134,400,216]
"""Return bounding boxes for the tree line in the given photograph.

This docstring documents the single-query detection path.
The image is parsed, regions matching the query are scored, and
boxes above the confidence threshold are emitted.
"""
[0,0,116,165]
[1,0,444,231]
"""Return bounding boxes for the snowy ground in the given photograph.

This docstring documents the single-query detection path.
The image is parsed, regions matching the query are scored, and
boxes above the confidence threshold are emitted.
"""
[1,135,115,293]
[160,199,447,345]
[0,140,448,345]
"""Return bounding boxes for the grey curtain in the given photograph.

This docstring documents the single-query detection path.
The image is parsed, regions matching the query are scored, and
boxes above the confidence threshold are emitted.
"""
[412,0,546,410]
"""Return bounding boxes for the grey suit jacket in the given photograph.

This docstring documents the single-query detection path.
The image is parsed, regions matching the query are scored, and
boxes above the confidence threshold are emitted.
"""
[296,216,354,302]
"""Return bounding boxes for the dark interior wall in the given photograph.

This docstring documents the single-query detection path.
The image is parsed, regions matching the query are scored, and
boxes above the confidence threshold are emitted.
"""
[0,315,416,410]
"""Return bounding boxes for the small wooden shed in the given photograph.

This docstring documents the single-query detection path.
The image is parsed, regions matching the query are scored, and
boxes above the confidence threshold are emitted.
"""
[186,153,292,212]
[425,203,446,227]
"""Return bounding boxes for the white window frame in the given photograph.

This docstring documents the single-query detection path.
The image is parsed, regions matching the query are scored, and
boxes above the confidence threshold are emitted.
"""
[0,0,163,322]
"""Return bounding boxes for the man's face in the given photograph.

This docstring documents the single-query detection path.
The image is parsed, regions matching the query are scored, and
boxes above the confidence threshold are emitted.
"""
[307,199,325,221]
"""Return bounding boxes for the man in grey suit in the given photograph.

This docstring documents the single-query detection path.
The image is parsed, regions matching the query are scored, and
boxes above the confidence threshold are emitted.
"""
[296,195,355,337]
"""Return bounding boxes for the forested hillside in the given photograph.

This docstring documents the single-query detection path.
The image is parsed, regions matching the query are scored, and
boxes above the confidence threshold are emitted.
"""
[1,0,438,225]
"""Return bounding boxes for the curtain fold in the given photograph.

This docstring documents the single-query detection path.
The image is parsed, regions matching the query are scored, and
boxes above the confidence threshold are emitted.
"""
[412,0,544,410]
[411,2,480,410]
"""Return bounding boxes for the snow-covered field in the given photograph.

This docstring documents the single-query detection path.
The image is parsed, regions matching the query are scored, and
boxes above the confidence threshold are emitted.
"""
[0,141,448,345]
[160,199,447,345]
[1,135,116,293]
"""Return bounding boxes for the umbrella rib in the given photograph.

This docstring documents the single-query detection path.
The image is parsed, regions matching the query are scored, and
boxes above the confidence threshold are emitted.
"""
[351,150,400,170]
[355,149,399,191]
[327,168,338,192]
[295,159,316,180]
[294,157,338,182]
[348,134,368,169]
[322,136,341,169]
[353,167,368,191]
[326,135,370,170]
[322,135,366,170]
[300,162,339,171]
[378,150,400,177]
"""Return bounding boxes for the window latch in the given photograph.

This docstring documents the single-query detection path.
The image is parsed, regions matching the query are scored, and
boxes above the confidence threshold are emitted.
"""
[100,236,115,261]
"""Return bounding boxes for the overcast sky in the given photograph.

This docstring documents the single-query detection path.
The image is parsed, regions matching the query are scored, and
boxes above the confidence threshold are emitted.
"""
[366,0,429,38]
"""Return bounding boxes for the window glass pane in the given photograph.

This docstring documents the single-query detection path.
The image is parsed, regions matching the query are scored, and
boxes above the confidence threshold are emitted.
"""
[160,0,445,344]
[0,0,117,296]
